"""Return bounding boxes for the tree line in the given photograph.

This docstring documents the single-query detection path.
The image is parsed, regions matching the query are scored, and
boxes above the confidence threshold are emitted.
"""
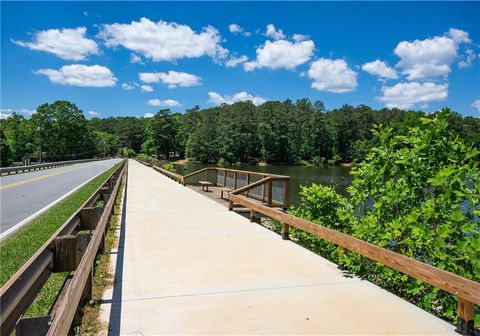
[1,99,479,167]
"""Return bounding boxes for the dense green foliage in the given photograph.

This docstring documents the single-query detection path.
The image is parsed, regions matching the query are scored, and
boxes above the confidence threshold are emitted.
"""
[0,101,121,165]
[1,99,479,168]
[290,109,480,323]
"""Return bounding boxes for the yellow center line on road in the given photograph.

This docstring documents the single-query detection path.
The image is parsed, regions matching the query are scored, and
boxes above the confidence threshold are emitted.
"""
[0,164,94,190]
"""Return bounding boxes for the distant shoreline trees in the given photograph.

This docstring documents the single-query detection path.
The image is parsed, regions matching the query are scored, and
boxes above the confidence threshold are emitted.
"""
[1,99,479,167]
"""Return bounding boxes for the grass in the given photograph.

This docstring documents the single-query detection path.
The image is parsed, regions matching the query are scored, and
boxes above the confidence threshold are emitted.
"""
[0,162,122,289]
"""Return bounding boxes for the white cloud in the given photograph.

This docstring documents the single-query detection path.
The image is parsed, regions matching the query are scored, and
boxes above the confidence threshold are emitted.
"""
[140,84,153,92]
[265,24,285,40]
[208,91,267,106]
[447,28,471,44]
[88,111,100,116]
[378,82,448,109]
[228,24,250,36]
[244,39,314,71]
[13,27,98,61]
[144,113,154,118]
[226,55,248,68]
[292,34,308,42]
[99,17,228,62]
[307,58,357,93]
[35,64,117,87]
[362,60,398,79]
[130,54,144,65]
[459,49,476,68]
[394,28,471,80]
[148,99,181,107]
[472,99,480,112]
[0,108,36,119]
[122,83,135,90]
[139,71,201,88]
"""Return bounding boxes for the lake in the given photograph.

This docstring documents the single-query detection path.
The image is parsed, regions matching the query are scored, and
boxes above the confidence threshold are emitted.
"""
[174,163,352,206]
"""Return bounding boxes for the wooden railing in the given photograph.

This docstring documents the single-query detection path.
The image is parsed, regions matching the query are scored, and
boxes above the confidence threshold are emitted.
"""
[229,192,479,335]
[0,160,127,336]
[183,167,290,208]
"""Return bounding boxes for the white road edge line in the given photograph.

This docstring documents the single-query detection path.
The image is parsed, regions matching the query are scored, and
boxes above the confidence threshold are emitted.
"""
[0,162,116,241]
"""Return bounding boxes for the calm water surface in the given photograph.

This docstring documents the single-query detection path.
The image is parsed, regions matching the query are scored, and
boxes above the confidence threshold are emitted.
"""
[175,163,352,206]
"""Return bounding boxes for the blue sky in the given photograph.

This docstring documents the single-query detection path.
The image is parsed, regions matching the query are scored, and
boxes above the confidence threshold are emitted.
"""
[1,1,479,119]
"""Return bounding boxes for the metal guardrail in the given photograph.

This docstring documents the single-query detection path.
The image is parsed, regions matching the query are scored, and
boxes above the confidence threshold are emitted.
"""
[0,158,108,176]
[0,160,127,336]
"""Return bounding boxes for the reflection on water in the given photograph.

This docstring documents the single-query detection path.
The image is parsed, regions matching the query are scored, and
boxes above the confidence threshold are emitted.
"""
[175,163,352,205]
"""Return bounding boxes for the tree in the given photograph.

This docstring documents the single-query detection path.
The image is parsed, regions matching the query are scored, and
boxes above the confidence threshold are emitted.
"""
[142,109,178,158]
[0,127,12,167]
[30,101,96,161]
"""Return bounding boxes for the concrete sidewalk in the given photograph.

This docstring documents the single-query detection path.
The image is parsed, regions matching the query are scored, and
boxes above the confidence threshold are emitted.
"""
[100,159,456,335]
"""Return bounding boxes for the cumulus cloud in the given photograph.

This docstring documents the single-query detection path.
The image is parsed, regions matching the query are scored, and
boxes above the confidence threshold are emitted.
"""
[144,113,154,118]
[139,71,201,88]
[130,54,144,65]
[362,60,398,79]
[148,99,181,107]
[447,28,471,44]
[265,24,285,40]
[307,58,357,93]
[140,84,153,92]
[0,108,36,119]
[12,27,98,61]
[459,49,476,68]
[98,18,228,62]
[244,39,314,71]
[208,91,267,106]
[394,28,471,80]
[228,24,250,36]
[88,111,100,116]
[472,99,480,112]
[378,82,448,109]
[122,83,135,90]
[226,55,248,68]
[35,64,117,87]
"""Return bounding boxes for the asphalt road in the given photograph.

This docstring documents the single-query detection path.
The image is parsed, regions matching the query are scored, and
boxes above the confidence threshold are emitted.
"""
[0,159,121,236]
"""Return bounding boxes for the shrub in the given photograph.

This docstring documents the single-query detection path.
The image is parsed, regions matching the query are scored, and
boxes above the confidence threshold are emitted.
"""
[291,108,480,324]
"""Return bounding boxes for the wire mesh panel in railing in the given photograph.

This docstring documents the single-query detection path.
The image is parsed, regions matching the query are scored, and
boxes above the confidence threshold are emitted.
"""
[272,180,286,204]
[246,175,264,200]
[216,170,225,186]
[236,173,247,189]
[226,171,234,188]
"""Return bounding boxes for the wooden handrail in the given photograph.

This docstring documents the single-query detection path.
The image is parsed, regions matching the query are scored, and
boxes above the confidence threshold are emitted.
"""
[229,193,480,306]
[183,166,289,180]
[231,177,272,195]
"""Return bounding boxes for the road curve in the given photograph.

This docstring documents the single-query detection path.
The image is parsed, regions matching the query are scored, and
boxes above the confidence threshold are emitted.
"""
[0,159,121,236]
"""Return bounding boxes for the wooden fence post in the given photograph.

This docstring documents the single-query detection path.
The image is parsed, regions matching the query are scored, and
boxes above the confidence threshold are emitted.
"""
[267,181,272,206]
[281,223,289,240]
[53,235,77,272]
[456,297,475,336]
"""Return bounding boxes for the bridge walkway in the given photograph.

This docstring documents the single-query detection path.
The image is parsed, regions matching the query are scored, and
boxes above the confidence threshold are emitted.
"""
[100,159,456,335]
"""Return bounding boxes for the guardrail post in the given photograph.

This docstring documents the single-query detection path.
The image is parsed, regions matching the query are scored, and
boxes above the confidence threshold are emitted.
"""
[79,207,102,230]
[281,223,290,240]
[16,315,51,336]
[456,297,475,335]
[80,268,94,305]
[250,210,256,222]
[53,235,78,272]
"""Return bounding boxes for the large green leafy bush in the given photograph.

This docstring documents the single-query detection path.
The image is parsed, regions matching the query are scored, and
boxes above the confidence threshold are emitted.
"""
[291,108,480,323]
